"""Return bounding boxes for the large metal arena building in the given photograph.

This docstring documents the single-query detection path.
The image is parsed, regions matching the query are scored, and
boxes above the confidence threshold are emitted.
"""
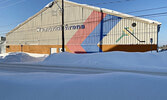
[6,0,161,54]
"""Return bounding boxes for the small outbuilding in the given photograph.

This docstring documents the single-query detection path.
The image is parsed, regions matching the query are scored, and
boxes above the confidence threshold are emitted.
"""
[0,37,6,54]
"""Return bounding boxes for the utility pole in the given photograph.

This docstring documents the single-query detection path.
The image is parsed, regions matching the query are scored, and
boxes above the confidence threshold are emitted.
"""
[62,0,65,52]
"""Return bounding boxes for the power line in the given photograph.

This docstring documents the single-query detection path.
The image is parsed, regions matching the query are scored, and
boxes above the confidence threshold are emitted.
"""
[66,0,167,14]
[0,10,166,32]
[82,0,167,14]
[1,12,160,35]
[64,0,134,8]
[0,0,26,9]
[0,20,24,28]
[1,1,166,30]
[0,29,11,33]
[88,0,134,6]
[127,6,167,14]
[0,0,133,27]
[0,0,12,4]
[0,0,5,2]
[137,11,167,18]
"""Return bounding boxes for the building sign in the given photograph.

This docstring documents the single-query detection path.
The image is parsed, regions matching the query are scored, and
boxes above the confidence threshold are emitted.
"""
[37,24,85,32]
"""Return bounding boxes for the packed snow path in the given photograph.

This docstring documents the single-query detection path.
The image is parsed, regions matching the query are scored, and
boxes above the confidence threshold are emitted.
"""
[0,63,107,74]
[1,63,167,76]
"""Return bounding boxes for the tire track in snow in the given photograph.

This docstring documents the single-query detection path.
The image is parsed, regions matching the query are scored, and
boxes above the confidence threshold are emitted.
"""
[0,63,167,76]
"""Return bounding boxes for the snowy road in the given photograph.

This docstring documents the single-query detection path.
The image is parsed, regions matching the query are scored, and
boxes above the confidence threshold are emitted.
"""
[0,63,167,76]
[0,63,110,74]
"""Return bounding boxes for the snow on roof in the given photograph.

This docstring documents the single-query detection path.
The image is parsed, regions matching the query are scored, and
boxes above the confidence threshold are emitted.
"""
[65,0,161,25]
[45,1,54,8]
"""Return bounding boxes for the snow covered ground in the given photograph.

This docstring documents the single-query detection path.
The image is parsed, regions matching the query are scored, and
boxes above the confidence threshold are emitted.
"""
[0,72,167,100]
[0,51,167,100]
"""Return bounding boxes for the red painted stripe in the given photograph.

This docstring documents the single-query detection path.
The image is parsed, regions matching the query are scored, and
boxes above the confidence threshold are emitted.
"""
[67,11,106,53]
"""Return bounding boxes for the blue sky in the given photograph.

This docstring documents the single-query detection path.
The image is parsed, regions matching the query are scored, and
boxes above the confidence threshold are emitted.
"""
[0,0,166,45]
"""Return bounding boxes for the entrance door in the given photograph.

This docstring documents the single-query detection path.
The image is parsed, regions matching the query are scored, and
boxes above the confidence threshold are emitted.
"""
[50,48,57,54]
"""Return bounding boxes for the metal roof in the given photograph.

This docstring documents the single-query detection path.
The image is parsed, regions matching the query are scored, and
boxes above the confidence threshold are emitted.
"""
[7,0,161,36]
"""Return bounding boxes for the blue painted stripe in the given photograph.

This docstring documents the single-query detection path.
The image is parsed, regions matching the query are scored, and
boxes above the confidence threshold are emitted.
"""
[81,14,122,52]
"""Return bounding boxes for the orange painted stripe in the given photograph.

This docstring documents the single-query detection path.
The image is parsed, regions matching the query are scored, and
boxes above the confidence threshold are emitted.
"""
[67,11,106,53]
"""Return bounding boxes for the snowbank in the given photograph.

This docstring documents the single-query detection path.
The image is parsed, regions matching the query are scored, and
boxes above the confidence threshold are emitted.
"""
[0,52,48,63]
[0,72,167,100]
[0,53,9,59]
[1,51,167,73]
[41,51,167,70]
[1,51,167,72]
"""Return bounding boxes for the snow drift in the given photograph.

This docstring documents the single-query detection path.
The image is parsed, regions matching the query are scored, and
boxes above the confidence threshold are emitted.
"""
[1,51,167,71]
[0,52,48,63]
[41,51,167,69]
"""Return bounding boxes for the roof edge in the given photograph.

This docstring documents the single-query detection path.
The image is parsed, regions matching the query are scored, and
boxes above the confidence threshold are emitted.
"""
[7,0,162,36]
[6,4,50,36]
[65,0,161,25]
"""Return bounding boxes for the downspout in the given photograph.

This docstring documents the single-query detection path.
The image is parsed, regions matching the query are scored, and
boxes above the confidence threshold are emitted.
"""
[157,24,161,52]
[99,8,103,52]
